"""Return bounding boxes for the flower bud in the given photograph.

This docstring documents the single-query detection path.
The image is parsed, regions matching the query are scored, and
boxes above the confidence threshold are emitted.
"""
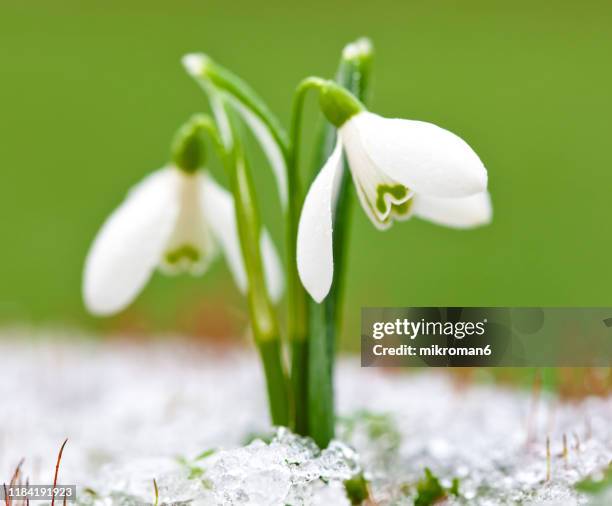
[171,115,207,173]
[318,81,365,128]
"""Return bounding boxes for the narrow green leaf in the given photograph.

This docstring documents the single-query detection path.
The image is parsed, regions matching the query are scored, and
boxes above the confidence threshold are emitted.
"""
[218,101,290,427]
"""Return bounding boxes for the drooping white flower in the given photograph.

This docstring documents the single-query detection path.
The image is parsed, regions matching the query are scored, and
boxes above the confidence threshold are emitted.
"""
[297,107,491,303]
[83,167,283,316]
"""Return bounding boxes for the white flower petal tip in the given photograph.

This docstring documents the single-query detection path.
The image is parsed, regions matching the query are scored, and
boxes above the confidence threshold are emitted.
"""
[343,112,488,199]
[413,192,493,229]
[182,53,208,77]
[297,141,344,303]
[83,169,181,316]
[342,38,373,61]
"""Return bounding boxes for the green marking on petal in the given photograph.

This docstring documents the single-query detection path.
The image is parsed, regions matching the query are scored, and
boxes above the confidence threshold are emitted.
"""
[354,179,413,229]
[390,198,413,217]
[164,244,201,266]
[375,184,408,214]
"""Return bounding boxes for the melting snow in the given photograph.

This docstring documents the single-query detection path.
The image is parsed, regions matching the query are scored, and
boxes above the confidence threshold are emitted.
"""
[0,335,610,505]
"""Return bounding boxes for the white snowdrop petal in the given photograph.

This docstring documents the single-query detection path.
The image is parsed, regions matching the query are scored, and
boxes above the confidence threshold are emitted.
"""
[200,175,248,293]
[228,97,288,208]
[260,230,284,303]
[201,175,285,301]
[83,168,180,316]
[297,139,344,303]
[340,120,412,230]
[350,112,488,198]
[412,191,492,229]
[160,172,218,276]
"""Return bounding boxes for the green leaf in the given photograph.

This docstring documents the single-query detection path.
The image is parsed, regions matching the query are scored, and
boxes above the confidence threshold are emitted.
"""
[194,448,216,461]
[188,465,204,480]
[576,464,612,494]
[414,468,446,506]
[412,469,461,505]
[344,473,370,505]
[185,53,289,155]
[449,478,460,497]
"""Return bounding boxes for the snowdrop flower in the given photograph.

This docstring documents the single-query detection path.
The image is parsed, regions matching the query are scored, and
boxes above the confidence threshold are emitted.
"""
[297,82,492,302]
[83,121,283,316]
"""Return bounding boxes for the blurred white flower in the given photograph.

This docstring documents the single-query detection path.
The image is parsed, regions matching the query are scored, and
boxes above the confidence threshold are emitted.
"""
[83,167,283,316]
[297,111,491,302]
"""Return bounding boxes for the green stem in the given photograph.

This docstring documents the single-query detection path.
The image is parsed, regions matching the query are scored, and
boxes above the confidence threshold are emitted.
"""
[231,140,290,426]
[306,40,373,448]
[307,300,334,447]
[287,77,329,435]
[325,43,372,351]
[258,339,291,425]
[197,110,290,426]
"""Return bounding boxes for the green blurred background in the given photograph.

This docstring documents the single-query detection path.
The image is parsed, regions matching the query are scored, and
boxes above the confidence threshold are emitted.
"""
[1,0,611,349]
